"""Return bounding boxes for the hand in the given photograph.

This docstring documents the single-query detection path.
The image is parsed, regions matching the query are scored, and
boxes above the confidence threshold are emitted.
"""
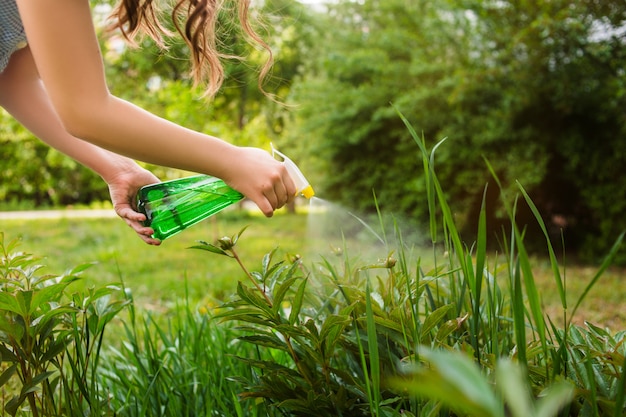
[221,147,297,217]
[107,167,162,245]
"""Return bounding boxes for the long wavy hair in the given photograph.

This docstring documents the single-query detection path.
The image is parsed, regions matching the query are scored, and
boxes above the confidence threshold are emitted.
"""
[108,0,273,98]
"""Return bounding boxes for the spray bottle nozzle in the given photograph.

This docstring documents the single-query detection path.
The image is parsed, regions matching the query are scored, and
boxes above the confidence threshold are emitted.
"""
[271,144,315,199]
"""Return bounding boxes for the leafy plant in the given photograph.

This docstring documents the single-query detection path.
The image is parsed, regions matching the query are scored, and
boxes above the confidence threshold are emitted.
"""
[393,348,575,417]
[193,231,403,416]
[0,232,127,416]
[187,112,625,416]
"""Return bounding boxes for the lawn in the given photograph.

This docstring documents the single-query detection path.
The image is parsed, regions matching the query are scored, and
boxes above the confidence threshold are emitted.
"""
[1,208,308,307]
[1,204,624,330]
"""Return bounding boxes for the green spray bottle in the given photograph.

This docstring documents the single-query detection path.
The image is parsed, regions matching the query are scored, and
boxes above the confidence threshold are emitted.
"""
[137,146,315,241]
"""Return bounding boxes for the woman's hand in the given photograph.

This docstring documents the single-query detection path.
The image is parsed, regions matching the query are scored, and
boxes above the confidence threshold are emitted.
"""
[220,147,297,217]
[107,167,162,245]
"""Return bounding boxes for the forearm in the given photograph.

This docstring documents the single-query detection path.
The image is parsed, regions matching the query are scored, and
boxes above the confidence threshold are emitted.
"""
[0,51,145,184]
[16,0,239,180]
[16,0,296,217]
[65,94,241,180]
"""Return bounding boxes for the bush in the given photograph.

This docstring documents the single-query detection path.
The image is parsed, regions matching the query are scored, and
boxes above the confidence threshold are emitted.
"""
[0,233,127,416]
[186,113,626,416]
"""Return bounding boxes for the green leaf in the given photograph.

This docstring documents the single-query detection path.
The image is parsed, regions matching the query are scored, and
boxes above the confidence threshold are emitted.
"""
[435,319,461,343]
[535,382,575,417]
[0,364,16,388]
[365,278,381,411]
[32,305,75,334]
[420,303,455,343]
[30,282,69,314]
[289,277,307,325]
[0,344,18,362]
[41,338,69,363]
[235,357,301,379]
[21,370,56,395]
[398,348,501,417]
[188,243,232,257]
[319,315,351,353]
[213,307,266,320]
[303,319,319,340]
[614,354,626,417]
[517,182,566,309]
[495,359,533,417]
[272,277,299,315]
[15,290,33,317]
[236,282,273,316]
[273,324,310,340]
[238,334,290,351]
[232,226,249,245]
[5,394,22,416]
[0,315,24,342]
[65,262,96,275]
[0,292,22,315]
[261,248,276,275]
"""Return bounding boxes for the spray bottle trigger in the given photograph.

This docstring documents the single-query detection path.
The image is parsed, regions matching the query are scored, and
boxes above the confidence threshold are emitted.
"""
[271,144,315,199]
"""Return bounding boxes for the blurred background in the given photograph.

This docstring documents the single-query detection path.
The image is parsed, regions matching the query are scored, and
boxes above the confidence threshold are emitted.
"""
[1,0,625,264]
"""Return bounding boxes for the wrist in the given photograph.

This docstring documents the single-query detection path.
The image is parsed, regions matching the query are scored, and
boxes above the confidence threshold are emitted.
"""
[99,156,147,185]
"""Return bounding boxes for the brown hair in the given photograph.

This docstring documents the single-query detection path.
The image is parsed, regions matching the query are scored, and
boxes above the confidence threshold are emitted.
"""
[109,0,273,98]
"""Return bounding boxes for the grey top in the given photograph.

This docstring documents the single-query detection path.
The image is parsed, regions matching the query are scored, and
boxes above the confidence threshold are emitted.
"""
[0,0,27,73]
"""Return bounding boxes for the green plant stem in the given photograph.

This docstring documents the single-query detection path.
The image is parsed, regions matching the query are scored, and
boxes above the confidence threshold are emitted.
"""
[230,247,316,390]
[231,248,273,306]
[20,364,40,417]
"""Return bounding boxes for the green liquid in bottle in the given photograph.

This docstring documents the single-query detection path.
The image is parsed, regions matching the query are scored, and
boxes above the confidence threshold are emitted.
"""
[137,175,244,241]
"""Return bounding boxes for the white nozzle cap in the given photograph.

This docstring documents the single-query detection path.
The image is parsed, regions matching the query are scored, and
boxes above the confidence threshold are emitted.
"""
[271,144,315,199]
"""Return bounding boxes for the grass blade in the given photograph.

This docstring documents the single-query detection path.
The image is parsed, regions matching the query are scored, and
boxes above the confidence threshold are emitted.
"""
[517,182,566,310]
[365,276,381,415]
[569,231,625,324]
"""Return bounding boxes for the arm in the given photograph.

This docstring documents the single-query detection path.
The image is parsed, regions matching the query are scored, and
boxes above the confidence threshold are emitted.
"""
[0,47,162,245]
[15,0,296,215]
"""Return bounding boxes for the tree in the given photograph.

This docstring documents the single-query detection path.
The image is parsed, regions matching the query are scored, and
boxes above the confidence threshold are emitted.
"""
[288,0,626,261]
[0,110,106,208]
[443,0,626,259]
[287,0,465,232]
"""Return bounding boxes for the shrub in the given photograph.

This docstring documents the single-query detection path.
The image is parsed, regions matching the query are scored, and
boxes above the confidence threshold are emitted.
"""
[186,113,626,416]
[0,233,127,416]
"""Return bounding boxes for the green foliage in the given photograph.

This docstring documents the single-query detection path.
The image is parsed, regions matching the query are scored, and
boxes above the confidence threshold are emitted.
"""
[194,240,403,416]
[0,111,107,209]
[395,349,575,417]
[288,0,429,219]
[98,284,282,417]
[186,114,625,416]
[289,0,626,263]
[1,113,625,416]
[0,233,127,416]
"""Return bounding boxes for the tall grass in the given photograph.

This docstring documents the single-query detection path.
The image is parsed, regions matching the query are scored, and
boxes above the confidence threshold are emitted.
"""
[98,282,286,417]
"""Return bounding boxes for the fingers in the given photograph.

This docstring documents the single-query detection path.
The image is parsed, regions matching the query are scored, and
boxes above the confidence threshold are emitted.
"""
[220,147,298,217]
[257,172,295,217]
[106,166,162,245]
[116,206,161,245]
